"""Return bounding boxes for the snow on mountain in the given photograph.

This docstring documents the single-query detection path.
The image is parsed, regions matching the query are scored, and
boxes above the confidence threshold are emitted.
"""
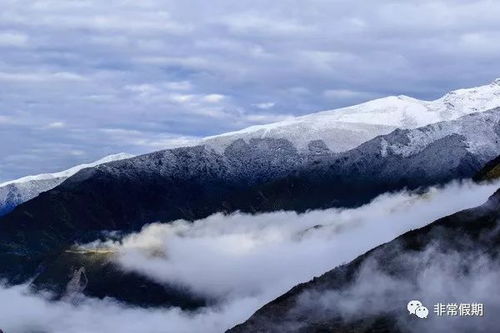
[1,109,498,302]
[2,79,499,216]
[379,108,500,158]
[203,79,500,152]
[0,153,134,216]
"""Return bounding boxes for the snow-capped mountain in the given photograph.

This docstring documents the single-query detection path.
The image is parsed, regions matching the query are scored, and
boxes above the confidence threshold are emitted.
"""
[203,79,500,152]
[1,109,498,294]
[0,80,499,306]
[3,79,498,218]
[0,153,133,216]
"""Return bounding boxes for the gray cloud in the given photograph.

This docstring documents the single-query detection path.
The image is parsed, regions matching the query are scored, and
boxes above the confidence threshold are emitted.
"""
[2,0,500,180]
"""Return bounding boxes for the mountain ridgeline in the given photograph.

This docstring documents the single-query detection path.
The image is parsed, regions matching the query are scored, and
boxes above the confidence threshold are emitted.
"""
[203,78,500,153]
[0,108,499,305]
[0,153,134,217]
[0,178,65,216]
[4,79,500,216]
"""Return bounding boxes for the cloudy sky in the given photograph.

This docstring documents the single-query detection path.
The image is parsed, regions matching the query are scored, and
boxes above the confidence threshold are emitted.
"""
[1,0,500,181]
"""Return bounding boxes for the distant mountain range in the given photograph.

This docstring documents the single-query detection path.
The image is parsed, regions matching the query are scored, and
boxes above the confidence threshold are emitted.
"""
[0,108,498,304]
[2,79,500,215]
[0,153,133,216]
[0,80,499,309]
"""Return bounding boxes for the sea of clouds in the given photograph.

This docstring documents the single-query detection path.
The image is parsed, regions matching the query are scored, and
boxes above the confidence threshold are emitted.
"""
[0,180,498,333]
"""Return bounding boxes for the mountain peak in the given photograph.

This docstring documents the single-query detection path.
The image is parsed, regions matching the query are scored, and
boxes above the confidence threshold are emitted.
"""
[203,79,500,153]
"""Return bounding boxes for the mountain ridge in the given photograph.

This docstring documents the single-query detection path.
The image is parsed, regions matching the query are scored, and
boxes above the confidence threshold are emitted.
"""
[0,109,498,300]
[0,153,134,216]
[2,79,499,216]
[0,153,133,187]
[203,78,500,153]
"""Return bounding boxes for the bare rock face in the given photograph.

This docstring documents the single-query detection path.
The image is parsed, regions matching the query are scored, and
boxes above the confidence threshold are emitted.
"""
[62,267,88,305]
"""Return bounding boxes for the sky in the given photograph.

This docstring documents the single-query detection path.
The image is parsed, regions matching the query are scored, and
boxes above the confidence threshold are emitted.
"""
[1,0,500,181]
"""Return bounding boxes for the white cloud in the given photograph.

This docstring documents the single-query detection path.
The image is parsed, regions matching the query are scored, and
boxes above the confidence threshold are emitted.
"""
[164,81,193,91]
[254,102,275,110]
[221,14,314,36]
[69,150,85,156]
[242,112,293,124]
[109,181,498,301]
[296,246,500,332]
[47,121,65,129]
[0,180,482,332]
[168,93,196,103]
[202,94,226,103]
[323,89,375,101]
[124,84,160,95]
[0,31,29,47]
[0,283,258,333]
[0,71,86,82]
[133,55,209,67]
[98,128,201,150]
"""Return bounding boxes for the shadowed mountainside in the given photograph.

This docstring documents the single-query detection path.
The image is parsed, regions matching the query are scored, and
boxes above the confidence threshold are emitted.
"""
[228,157,500,333]
[0,110,498,305]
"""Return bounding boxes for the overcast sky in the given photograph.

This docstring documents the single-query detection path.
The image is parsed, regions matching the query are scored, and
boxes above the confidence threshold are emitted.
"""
[1,0,500,181]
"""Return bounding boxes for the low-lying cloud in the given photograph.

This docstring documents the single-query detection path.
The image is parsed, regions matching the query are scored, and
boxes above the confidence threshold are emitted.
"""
[0,180,498,332]
[295,247,500,333]
[111,180,499,302]
[0,283,257,333]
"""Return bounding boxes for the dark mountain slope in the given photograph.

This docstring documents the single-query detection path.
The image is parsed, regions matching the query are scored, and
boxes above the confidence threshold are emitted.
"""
[474,154,500,182]
[0,109,498,305]
[228,172,500,332]
[30,250,207,309]
[240,132,486,211]
[0,154,133,217]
